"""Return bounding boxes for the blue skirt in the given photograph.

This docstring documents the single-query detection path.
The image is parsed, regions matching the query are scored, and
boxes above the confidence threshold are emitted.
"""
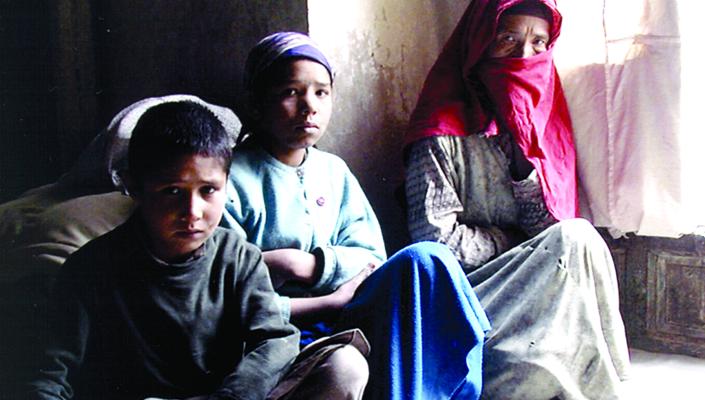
[338,241,490,400]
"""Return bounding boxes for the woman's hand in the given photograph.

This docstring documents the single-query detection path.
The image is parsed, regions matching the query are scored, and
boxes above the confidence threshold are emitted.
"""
[262,248,317,289]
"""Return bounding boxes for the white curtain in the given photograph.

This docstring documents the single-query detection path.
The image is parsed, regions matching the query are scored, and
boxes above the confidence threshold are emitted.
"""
[554,0,704,238]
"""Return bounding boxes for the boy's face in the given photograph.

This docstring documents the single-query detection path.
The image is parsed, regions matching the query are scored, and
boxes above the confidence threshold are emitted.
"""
[257,59,332,166]
[132,154,228,262]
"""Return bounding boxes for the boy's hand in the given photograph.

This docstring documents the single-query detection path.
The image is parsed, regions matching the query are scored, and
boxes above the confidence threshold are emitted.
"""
[262,249,317,288]
[329,263,376,309]
[289,263,377,322]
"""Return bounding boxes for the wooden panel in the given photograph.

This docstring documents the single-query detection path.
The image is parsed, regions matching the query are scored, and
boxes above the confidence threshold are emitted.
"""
[610,247,627,303]
[646,250,705,357]
[601,231,705,359]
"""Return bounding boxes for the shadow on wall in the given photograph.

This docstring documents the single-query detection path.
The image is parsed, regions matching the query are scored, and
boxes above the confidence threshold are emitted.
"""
[0,0,59,202]
[0,0,308,202]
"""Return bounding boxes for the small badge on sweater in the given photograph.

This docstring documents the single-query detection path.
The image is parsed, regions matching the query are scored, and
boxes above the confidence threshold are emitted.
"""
[316,197,325,207]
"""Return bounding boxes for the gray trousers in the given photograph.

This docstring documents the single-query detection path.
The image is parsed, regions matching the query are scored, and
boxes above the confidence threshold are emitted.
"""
[469,219,630,400]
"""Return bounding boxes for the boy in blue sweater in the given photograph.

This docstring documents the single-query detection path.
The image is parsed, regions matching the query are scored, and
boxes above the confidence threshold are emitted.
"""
[223,32,490,400]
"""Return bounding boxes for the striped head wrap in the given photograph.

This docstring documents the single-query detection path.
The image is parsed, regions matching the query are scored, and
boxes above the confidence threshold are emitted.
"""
[243,31,334,91]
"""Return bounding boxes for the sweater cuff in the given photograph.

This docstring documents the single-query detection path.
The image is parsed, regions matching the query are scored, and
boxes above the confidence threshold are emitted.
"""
[310,246,337,292]
[487,226,513,256]
[511,169,542,202]
[310,247,325,284]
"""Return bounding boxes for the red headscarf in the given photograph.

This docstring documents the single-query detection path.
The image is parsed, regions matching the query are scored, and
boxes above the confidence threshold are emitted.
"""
[405,0,578,220]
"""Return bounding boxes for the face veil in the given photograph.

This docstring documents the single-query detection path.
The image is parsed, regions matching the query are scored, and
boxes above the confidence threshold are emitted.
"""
[406,0,578,220]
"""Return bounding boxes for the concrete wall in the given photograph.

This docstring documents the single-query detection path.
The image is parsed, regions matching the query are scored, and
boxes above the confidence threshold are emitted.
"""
[309,0,469,252]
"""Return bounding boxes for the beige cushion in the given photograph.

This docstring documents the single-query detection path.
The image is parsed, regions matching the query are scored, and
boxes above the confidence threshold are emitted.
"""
[0,191,135,284]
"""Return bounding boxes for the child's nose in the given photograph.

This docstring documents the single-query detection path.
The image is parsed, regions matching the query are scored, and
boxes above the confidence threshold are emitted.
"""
[182,193,204,220]
[300,92,318,116]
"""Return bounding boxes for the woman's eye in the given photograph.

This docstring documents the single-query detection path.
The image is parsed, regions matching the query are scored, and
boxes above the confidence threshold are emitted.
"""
[316,89,330,97]
[282,88,297,96]
[201,186,217,195]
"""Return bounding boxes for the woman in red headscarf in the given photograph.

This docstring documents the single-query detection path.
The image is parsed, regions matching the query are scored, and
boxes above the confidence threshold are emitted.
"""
[405,0,630,398]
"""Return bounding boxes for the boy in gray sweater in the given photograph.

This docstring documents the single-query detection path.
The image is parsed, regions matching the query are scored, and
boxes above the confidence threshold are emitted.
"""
[28,100,367,400]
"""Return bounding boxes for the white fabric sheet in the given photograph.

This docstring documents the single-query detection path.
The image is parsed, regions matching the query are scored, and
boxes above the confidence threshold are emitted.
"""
[554,0,703,238]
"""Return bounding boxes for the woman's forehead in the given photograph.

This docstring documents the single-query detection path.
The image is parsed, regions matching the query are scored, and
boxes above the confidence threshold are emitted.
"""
[497,14,550,34]
[501,1,552,21]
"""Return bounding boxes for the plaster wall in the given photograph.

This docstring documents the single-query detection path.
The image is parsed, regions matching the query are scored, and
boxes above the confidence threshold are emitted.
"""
[308,0,469,252]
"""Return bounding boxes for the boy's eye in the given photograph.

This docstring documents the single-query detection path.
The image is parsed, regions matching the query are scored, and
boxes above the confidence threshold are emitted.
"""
[161,187,181,196]
[316,89,330,97]
[282,88,297,96]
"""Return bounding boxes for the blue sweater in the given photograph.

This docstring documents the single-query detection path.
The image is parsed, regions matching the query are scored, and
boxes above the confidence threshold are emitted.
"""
[223,144,386,319]
[224,143,490,400]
